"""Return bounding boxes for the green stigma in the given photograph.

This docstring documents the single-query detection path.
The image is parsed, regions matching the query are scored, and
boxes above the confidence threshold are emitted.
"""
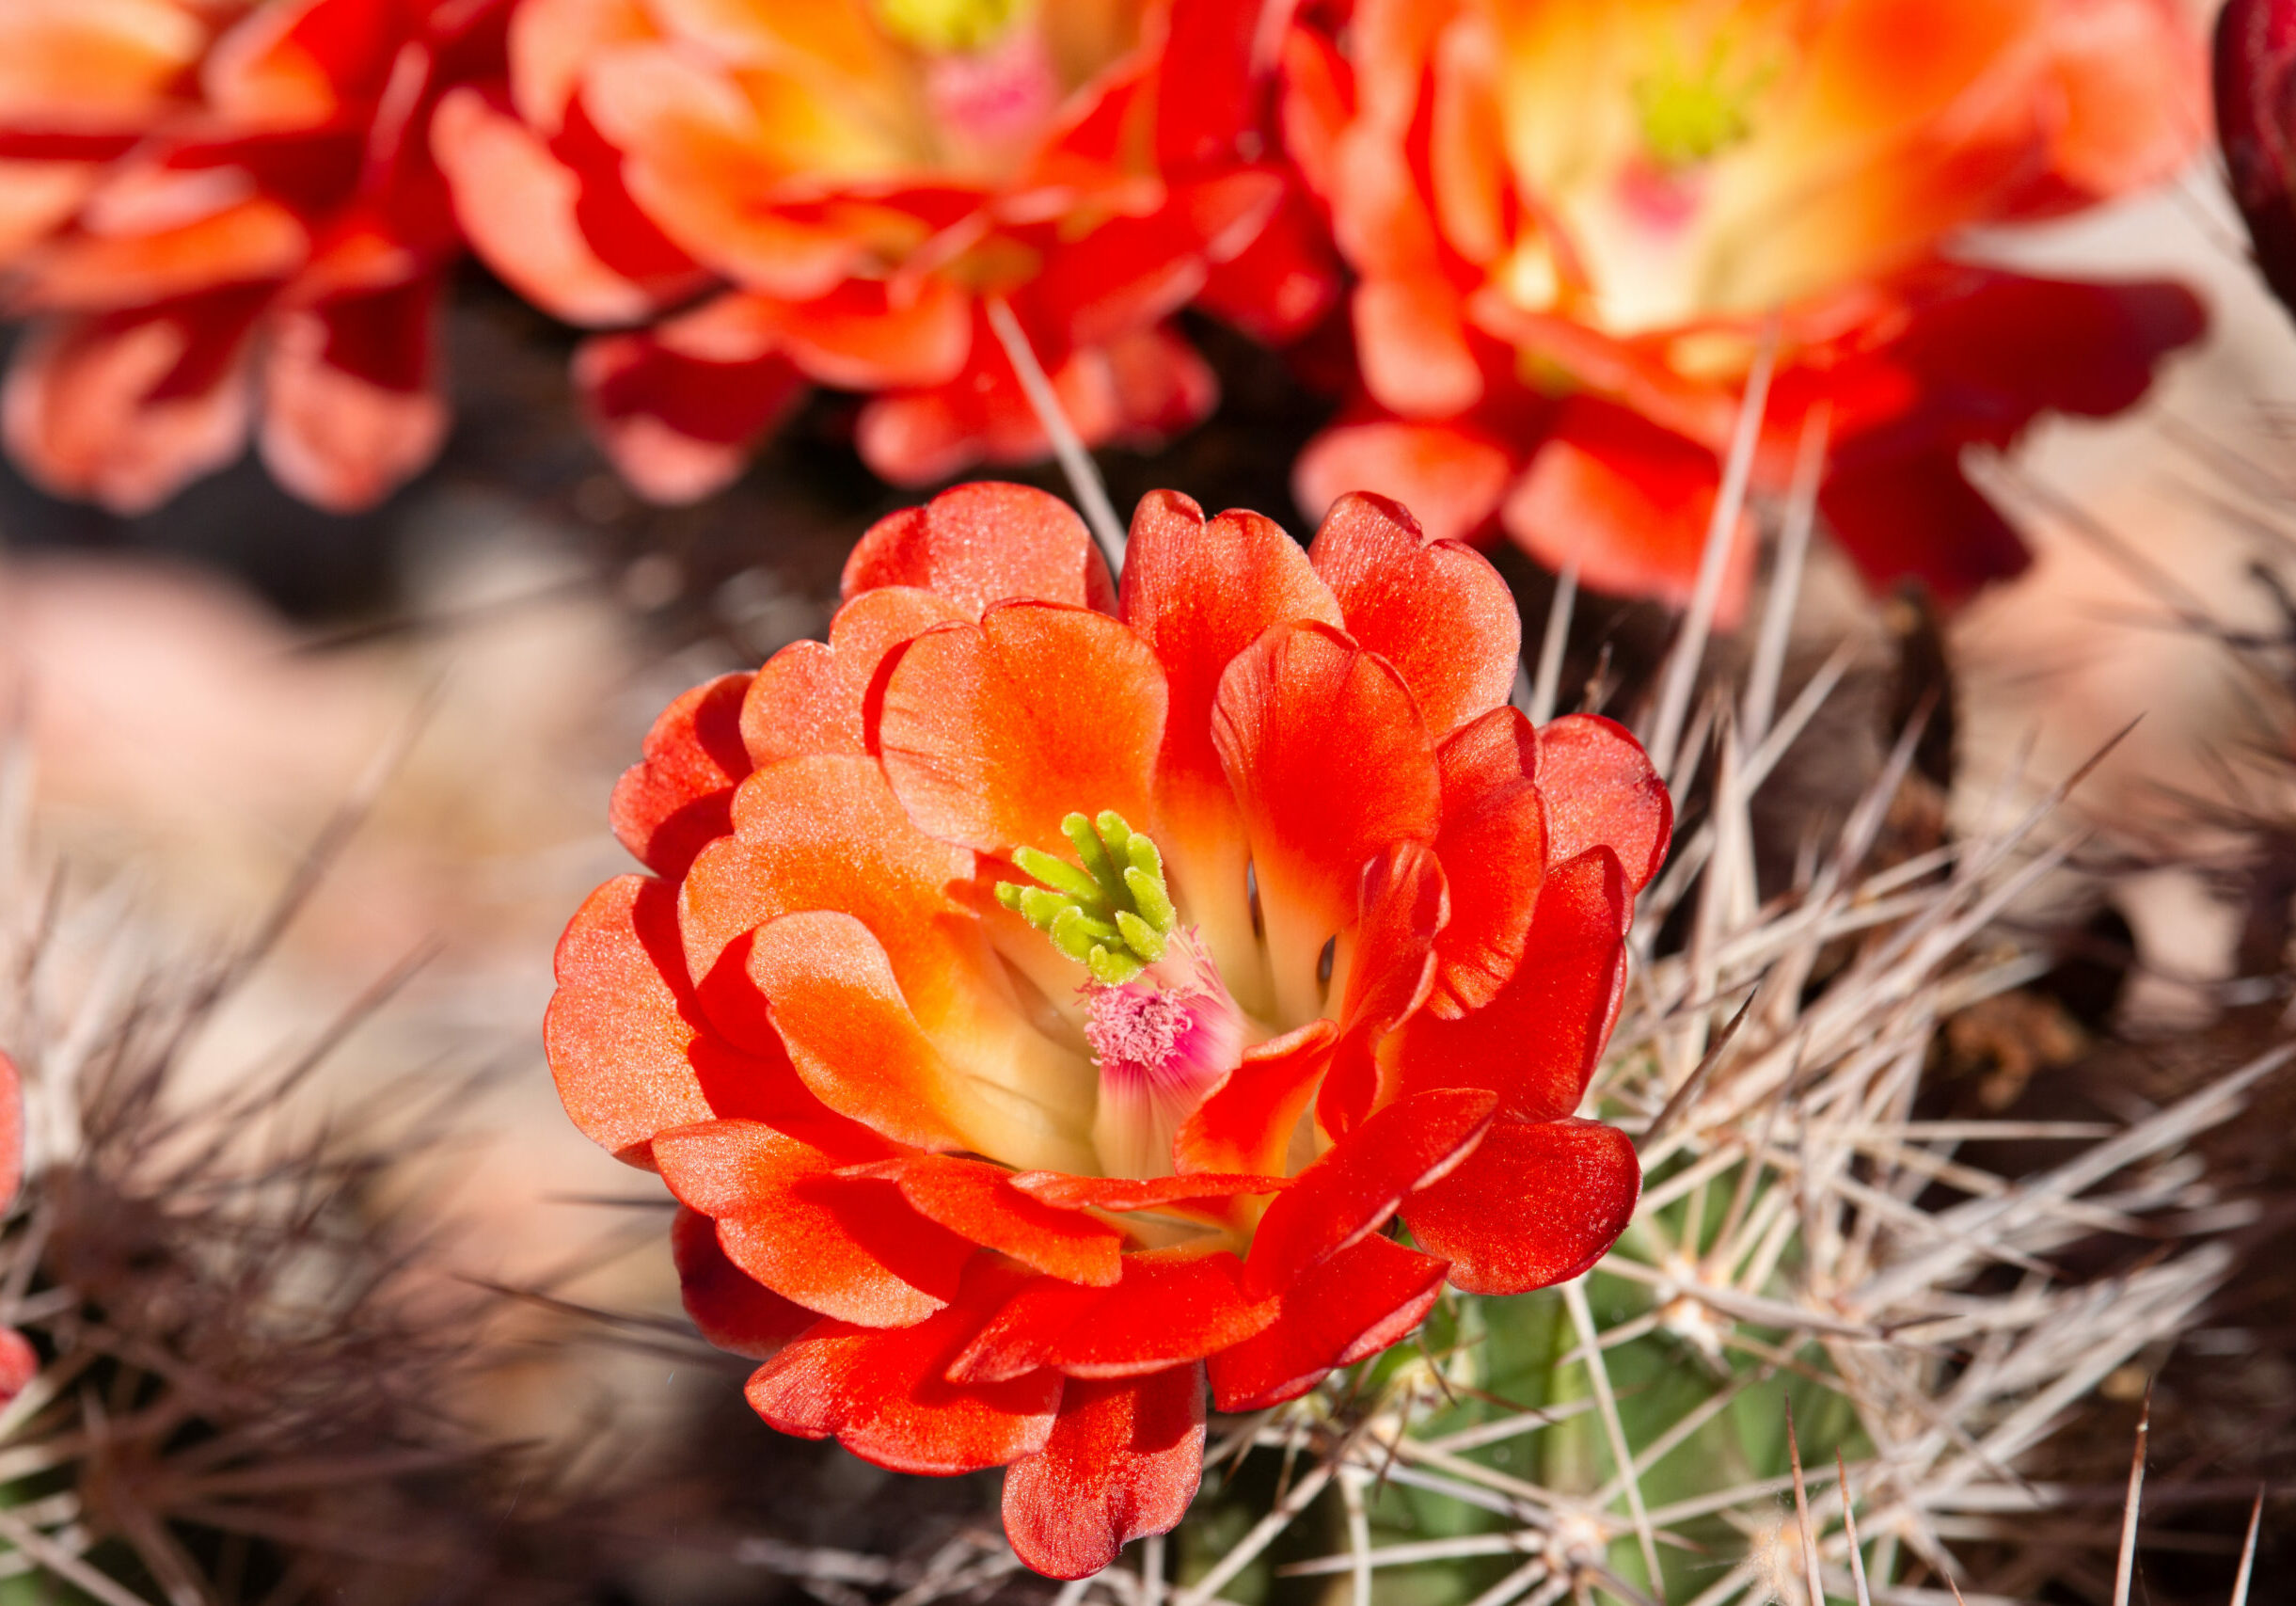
[1633,36,1768,168]
[995,812,1178,987]
[874,0,1031,54]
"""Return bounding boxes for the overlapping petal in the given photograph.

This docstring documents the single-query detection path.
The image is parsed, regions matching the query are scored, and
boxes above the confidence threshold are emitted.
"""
[844,482,1116,618]
[853,1154,1125,1287]
[745,1263,1063,1475]
[1426,708,1546,1017]
[610,673,754,880]
[1536,716,1672,897]
[544,875,828,1163]
[1401,1117,1641,1295]
[877,602,1166,863]
[1306,492,1518,739]
[1003,1366,1207,1581]
[1244,1087,1495,1298]
[954,1248,1280,1384]
[1392,848,1632,1121]
[1212,621,1441,1025]
[1120,490,1343,1000]
[654,1118,969,1328]
[739,588,968,769]
[1210,1232,1450,1412]
[671,1203,818,1360]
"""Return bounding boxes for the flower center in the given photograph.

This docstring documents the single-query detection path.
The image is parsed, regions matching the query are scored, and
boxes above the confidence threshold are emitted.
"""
[1632,34,1768,169]
[999,814,1243,1178]
[874,0,1033,56]
[995,811,1180,986]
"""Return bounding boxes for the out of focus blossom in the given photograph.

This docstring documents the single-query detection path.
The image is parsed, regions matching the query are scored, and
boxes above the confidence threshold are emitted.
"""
[0,1052,32,1407]
[432,0,1337,501]
[0,0,507,514]
[2219,0,2296,320]
[1288,0,2209,617]
[546,482,1666,1572]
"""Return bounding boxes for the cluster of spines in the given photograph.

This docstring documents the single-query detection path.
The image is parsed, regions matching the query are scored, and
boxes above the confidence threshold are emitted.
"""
[995,812,1178,985]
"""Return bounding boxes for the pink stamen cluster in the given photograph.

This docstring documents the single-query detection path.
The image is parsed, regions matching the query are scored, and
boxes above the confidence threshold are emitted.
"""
[1080,938,1244,1179]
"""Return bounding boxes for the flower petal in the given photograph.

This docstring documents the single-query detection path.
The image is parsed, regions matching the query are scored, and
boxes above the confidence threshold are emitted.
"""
[876,601,1166,863]
[1211,621,1440,1026]
[1307,490,1519,739]
[1120,488,1342,1007]
[1500,400,1754,625]
[3,301,257,516]
[672,1203,817,1360]
[654,1118,973,1328]
[1243,1087,1496,1299]
[610,671,753,879]
[745,1262,1062,1475]
[843,481,1115,616]
[432,84,675,326]
[1401,1116,1639,1295]
[1003,1365,1206,1581]
[0,1329,33,1407]
[1174,1020,1336,1177]
[743,911,974,1153]
[544,875,832,1165]
[853,1154,1125,1287]
[1007,1172,1288,1213]
[681,755,1099,1173]
[1293,418,1513,548]
[1427,708,1546,1017]
[0,1050,20,1209]
[956,1248,1280,1383]
[1817,447,2033,603]
[740,587,968,769]
[943,1277,1105,1385]
[1208,1232,1449,1412]
[1320,841,1447,1137]
[574,326,804,504]
[2042,0,2205,199]
[681,755,974,1012]
[1392,848,1629,1122]
[1195,185,1341,343]
[258,288,449,515]
[1353,277,1482,418]
[690,279,973,392]
[1536,716,1671,896]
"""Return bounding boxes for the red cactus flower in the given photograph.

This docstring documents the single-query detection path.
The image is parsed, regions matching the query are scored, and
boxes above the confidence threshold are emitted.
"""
[0,1050,33,1405]
[546,481,1669,1575]
[431,0,1337,502]
[1285,0,2209,618]
[0,0,508,514]
[2219,0,2296,319]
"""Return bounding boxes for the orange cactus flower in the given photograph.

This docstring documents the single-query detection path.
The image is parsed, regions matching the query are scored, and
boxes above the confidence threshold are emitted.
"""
[546,481,1669,1575]
[0,0,508,515]
[1286,0,2209,616]
[432,0,1337,502]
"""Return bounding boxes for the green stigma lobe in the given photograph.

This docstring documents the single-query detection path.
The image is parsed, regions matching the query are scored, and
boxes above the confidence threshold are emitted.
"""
[875,0,1029,54]
[1634,35,1769,168]
[996,811,1179,985]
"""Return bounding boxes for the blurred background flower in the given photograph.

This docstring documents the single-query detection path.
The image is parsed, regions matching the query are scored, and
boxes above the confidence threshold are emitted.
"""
[430,0,1337,500]
[1286,0,2210,616]
[0,0,508,515]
